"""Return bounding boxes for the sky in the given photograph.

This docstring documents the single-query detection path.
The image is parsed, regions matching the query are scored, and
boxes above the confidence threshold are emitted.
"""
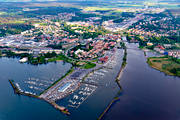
[0,0,178,2]
[0,0,56,2]
[0,0,115,1]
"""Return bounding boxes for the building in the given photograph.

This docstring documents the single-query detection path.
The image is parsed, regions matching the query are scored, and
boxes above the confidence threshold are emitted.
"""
[99,56,109,63]
[58,82,71,92]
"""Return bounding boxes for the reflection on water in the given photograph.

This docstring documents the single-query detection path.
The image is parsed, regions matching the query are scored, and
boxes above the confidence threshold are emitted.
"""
[103,43,180,120]
[56,49,124,120]
[0,48,123,120]
[2,58,72,95]
[0,58,73,120]
[1,44,180,120]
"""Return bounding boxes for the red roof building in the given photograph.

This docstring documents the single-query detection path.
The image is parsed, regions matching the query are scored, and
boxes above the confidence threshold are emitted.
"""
[99,56,109,63]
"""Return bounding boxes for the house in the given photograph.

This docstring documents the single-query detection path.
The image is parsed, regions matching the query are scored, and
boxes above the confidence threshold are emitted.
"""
[163,44,172,49]
[156,45,165,50]
[168,50,180,58]
[99,56,108,63]
[147,42,153,46]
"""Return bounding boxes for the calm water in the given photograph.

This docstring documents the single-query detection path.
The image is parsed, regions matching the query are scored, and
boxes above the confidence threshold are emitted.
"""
[0,58,71,120]
[103,43,180,120]
[0,49,124,120]
[1,44,179,120]
[57,49,124,120]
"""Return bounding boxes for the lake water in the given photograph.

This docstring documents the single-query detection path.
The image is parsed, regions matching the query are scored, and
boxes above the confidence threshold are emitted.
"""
[56,49,124,120]
[0,48,124,120]
[103,43,180,120]
[0,58,72,120]
[1,43,179,120]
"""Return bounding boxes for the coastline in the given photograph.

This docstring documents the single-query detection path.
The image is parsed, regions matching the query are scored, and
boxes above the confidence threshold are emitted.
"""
[98,46,127,120]
[9,59,106,115]
[9,79,71,115]
[147,56,180,77]
[39,66,74,95]
[8,46,123,116]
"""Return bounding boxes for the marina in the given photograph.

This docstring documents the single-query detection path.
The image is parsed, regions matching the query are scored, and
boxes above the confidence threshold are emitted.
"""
[5,42,127,119]
[55,48,124,117]
[1,44,180,120]
[0,0,179,119]
[6,47,122,117]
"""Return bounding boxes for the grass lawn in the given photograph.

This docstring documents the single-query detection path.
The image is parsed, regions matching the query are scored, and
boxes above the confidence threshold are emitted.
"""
[48,54,74,63]
[39,67,74,95]
[82,62,96,69]
[147,56,180,77]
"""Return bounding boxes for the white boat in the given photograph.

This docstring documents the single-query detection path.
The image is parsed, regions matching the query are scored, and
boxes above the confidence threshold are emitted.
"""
[19,57,28,63]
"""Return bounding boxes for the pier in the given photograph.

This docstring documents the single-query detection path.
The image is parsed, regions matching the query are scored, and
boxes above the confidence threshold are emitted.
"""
[9,80,38,98]
[9,80,20,94]
[98,46,127,119]
[81,81,99,87]
[8,46,122,117]
[98,97,120,120]
[9,79,70,115]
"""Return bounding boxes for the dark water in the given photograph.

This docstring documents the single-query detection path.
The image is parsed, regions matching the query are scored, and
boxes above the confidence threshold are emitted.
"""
[0,58,71,120]
[57,49,124,120]
[103,43,180,120]
[1,44,179,120]
[0,48,124,120]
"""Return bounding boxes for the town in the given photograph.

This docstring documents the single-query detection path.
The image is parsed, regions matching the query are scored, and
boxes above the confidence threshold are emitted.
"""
[0,0,179,118]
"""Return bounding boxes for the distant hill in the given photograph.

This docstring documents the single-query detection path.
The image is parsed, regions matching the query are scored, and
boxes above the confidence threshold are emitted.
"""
[0,0,147,2]
[0,0,179,3]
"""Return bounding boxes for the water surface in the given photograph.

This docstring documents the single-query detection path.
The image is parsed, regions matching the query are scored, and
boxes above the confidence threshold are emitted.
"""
[0,58,71,120]
[103,43,180,120]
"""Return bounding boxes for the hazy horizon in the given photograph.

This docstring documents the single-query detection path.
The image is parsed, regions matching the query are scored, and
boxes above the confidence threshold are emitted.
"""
[0,0,179,3]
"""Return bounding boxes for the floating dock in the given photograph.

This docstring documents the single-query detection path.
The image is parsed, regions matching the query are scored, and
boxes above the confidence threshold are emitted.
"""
[9,79,70,115]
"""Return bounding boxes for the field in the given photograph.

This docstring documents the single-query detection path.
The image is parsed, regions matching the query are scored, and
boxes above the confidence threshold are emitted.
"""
[144,1,180,8]
[83,7,113,11]
[82,62,96,69]
[0,17,26,25]
[0,12,6,15]
[147,56,180,77]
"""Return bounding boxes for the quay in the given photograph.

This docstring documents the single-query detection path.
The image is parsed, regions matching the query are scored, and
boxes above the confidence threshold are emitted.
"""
[9,79,70,115]
[8,46,121,116]
[98,45,126,120]
[116,45,127,84]
[9,79,38,98]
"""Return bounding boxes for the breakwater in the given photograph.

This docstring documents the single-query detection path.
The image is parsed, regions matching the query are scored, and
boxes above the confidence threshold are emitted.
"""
[116,45,127,88]
[9,79,70,115]
[98,45,127,120]
[98,97,120,120]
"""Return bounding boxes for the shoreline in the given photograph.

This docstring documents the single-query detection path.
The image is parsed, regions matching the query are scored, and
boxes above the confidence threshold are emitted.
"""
[39,66,74,95]
[8,47,121,116]
[9,79,71,115]
[147,56,180,77]
[9,59,105,115]
[98,46,127,120]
